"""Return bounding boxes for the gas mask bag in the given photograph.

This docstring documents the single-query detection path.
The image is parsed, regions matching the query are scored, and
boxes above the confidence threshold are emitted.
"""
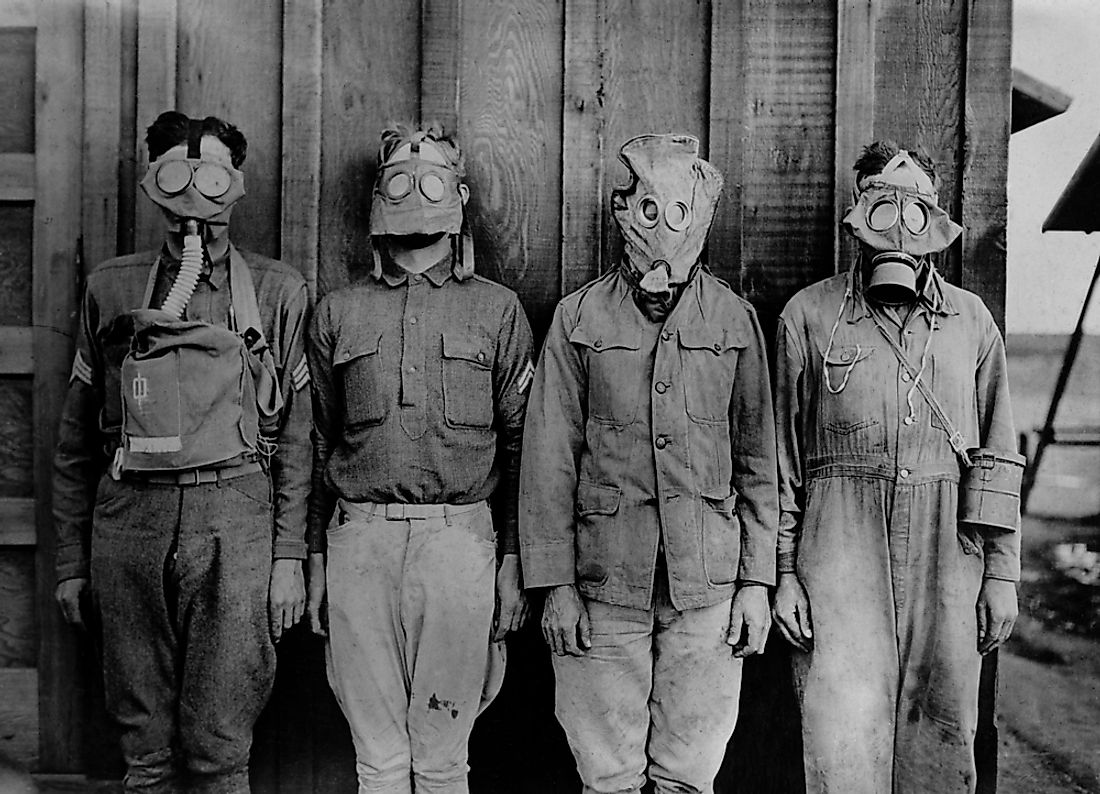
[842,151,963,304]
[611,133,724,294]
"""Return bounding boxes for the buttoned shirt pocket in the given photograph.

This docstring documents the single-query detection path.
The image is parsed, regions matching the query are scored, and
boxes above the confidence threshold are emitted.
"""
[819,344,881,434]
[336,332,387,429]
[570,325,641,425]
[441,332,494,429]
[574,480,622,585]
[700,488,741,586]
[677,327,745,425]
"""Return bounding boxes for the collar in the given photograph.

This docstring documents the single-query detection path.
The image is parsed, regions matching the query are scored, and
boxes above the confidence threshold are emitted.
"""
[158,242,230,290]
[845,260,958,323]
[375,248,456,288]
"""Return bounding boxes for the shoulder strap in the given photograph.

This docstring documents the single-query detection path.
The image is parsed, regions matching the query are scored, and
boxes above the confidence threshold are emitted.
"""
[228,245,264,340]
[141,256,162,309]
[868,310,972,466]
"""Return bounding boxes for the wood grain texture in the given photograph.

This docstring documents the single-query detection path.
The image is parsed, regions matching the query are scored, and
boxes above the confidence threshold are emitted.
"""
[599,0,710,281]
[0,207,34,326]
[0,328,33,375]
[177,0,282,259]
[133,0,177,253]
[0,28,35,155]
[0,668,38,768]
[318,0,419,294]
[0,498,35,545]
[0,153,35,201]
[280,0,322,296]
[421,0,463,133]
[874,0,966,285]
[834,0,878,272]
[34,0,85,771]
[0,549,36,667]
[450,0,564,333]
[738,0,837,320]
[560,0,604,298]
[83,0,123,271]
[115,0,139,258]
[959,0,1012,332]
[0,1,35,27]
[0,379,33,500]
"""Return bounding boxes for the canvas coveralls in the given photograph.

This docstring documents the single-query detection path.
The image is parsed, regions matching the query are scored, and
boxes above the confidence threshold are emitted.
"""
[775,267,1019,794]
[307,253,534,794]
[53,248,313,794]
[520,267,778,794]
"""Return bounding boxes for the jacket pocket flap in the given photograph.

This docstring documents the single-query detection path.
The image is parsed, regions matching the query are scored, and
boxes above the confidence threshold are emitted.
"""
[576,481,622,517]
[701,487,738,514]
[442,333,491,368]
[336,332,382,365]
[569,325,640,352]
[677,327,746,354]
[821,344,874,366]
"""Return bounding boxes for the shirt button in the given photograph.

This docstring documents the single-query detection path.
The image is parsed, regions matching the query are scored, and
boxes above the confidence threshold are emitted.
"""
[655,381,667,394]
[899,468,911,479]
[409,317,417,325]
[476,352,485,363]
[901,372,912,382]
[661,331,672,342]
[655,436,668,450]
[840,351,852,362]
[594,340,603,349]
[412,274,423,283]
[713,342,722,352]
[408,366,416,373]
[904,416,915,426]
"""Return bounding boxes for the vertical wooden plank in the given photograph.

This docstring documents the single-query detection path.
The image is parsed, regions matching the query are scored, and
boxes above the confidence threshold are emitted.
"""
[177,0,282,260]
[560,0,604,298]
[318,0,419,294]
[834,0,878,273]
[959,0,1012,331]
[707,0,747,291]
[738,0,837,321]
[116,0,139,257]
[133,0,177,253]
[83,0,123,270]
[280,0,322,296]
[873,0,966,286]
[421,0,461,132]
[442,0,564,333]
[34,0,84,772]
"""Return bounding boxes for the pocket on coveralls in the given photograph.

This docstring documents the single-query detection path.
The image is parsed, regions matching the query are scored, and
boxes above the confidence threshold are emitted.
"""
[574,481,622,586]
[820,345,881,435]
[336,333,387,429]
[700,488,741,586]
[441,333,494,429]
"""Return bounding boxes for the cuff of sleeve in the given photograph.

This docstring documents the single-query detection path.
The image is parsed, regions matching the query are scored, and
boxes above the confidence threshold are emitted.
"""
[499,528,519,557]
[56,557,90,583]
[519,542,576,590]
[777,550,798,574]
[273,539,308,560]
[737,555,776,588]
[982,544,1021,581]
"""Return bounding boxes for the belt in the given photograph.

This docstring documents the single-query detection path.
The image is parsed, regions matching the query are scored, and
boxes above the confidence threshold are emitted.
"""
[123,461,264,487]
[339,500,485,521]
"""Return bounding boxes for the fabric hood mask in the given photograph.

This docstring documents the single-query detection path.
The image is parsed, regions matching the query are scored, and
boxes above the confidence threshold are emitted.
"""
[842,151,963,304]
[611,134,723,296]
[369,133,464,237]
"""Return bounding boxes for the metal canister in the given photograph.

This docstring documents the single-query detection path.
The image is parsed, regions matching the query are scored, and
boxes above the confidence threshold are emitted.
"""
[958,448,1026,531]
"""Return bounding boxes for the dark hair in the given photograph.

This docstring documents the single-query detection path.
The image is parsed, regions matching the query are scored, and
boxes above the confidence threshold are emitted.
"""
[145,111,248,168]
[853,140,936,187]
[379,121,464,178]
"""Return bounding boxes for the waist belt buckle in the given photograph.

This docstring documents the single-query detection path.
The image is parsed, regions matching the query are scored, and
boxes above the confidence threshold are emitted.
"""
[177,469,201,486]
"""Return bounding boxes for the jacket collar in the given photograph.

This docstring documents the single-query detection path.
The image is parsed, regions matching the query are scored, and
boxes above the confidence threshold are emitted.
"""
[376,250,454,288]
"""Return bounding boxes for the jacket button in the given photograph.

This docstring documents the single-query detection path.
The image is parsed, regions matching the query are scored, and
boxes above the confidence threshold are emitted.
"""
[901,372,912,382]
[476,352,485,362]
[594,339,603,349]
[713,342,722,352]
[899,468,910,479]
[840,351,851,362]
[661,331,672,342]
[654,381,667,394]
[654,436,668,450]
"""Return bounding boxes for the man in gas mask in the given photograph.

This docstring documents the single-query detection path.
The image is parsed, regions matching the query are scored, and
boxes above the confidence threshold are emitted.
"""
[519,133,778,792]
[52,111,312,794]
[772,140,1020,793]
[305,123,534,793]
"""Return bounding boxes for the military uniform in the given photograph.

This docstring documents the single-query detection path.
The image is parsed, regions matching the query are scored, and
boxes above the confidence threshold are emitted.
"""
[53,247,312,793]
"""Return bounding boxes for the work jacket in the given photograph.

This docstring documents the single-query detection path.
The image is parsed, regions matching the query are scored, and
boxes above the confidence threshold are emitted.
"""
[520,268,778,611]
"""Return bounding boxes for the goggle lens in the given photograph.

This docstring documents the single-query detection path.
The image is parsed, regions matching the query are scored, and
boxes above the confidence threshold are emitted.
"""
[193,163,232,199]
[664,201,691,231]
[637,197,660,228]
[420,173,446,202]
[867,199,899,232]
[155,160,194,195]
[902,201,929,234]
[386,172,412,200]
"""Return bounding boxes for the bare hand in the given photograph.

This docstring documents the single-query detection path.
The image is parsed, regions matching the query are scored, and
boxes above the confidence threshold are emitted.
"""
[269,558,305,641]
[773,573,814,652]
[55,577,89,630]
[541,584,591,656]
[493,553,529,640]
[305,552,327,637]
[977,578,1017,654]
[727,583,771,657]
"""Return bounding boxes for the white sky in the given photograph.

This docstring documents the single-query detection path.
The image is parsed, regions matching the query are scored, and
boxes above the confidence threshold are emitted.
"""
[1008,0,1100,334]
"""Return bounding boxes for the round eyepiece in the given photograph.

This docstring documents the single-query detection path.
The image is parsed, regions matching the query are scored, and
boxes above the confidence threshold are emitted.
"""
[154,160,193,196]
[637,196,660,228]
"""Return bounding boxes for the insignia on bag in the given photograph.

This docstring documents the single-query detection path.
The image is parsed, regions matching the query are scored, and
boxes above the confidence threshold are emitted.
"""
[131,372,150,409]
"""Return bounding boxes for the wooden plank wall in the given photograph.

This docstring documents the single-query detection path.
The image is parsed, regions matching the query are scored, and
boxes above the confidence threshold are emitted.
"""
[32,0,1011,789]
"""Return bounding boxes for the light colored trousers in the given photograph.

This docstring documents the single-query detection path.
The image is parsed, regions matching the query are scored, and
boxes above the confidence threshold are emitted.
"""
[325,500,505,794]
[553,574,743,794]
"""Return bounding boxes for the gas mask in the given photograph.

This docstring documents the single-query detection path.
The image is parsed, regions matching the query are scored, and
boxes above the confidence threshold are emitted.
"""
[369,134,464,237]
[841,151,962,304]
[611,134,723,296]
[139,121,245,318]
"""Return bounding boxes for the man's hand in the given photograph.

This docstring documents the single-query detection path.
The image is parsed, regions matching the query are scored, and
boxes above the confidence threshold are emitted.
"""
[727,583,772,657]
[269,558,305,641]
[493,553,529,640]
[305,552,327,637]
[55,577,89,630]
[541,584,591,656]
[773,573,814,652]
[977,578,1018,655]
